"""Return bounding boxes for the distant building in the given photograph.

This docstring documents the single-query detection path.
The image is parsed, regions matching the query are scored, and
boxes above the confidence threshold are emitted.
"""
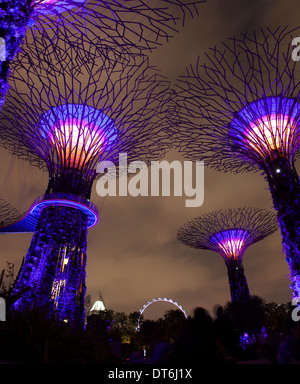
[90,299,106,314]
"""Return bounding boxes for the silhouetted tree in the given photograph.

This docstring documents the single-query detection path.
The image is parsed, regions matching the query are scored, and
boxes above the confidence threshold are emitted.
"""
[264,302,290,331]
[224,295,266,337]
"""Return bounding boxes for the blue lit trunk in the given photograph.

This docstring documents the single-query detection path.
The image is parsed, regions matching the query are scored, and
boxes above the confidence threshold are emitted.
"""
[225,259,251,303]
[264,157,300,301]
[12,205,88,329]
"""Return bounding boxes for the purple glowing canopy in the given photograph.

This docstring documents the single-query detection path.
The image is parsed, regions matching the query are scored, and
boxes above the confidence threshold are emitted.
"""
[39,103,119,168]
[229,96,300,164]
[210,229,251,261]
[172,26,300,173]
[177,208,278,303]
[0,39,172,200]
[0,47,171,176]
[177,208,278,256]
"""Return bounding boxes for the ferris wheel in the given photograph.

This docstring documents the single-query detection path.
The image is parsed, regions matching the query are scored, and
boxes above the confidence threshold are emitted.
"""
[137,297,188,331]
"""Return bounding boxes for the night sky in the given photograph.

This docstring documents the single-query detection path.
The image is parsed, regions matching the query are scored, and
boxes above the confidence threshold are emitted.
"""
[0,0,300,319]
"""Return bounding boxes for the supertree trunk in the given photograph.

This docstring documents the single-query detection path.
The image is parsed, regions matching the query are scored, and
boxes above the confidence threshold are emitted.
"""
[263,157,300,299]
[225,259,251,303]
[13,205,88,328]
[46,167,95,200]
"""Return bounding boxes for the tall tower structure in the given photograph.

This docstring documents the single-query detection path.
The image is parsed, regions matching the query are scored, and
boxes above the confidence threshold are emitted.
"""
[177,208,278,302]
[0,34,171,327]
[172,26,300,301]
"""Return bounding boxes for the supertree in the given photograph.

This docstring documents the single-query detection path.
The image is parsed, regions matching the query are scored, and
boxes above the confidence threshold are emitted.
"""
[177,208,278,302]
[171,26,300,301]
[0,0,203,110]
[0,37,172,327]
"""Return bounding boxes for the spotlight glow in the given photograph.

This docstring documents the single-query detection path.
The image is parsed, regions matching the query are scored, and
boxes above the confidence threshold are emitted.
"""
[40,104,118,168]
[230,96,300,161]
[244,114,299,159]
[210,229,250,260]
[218,238,246,259]
[32,0,85,16]
[35,0,57,4]
[49,119,107,167]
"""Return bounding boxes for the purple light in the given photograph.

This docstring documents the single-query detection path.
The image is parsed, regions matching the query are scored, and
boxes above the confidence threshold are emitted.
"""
[210,229,251,260]
[28,193,98,228]
[290,275,300,302]
[230,96,300,161]
[39,104,118,169]
[245,114,298,157]
[12,204,89,327]
[32,0,87,16]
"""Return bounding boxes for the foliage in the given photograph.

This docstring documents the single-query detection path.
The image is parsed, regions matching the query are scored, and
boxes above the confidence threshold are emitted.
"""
[87,309,140,341]
[0,295,293,363]
[85,307,187,361]
[224,295,267,335]
[137,309,187,346]
[264,302,291,331]
[223,295,291,336]
[0,306,113,363]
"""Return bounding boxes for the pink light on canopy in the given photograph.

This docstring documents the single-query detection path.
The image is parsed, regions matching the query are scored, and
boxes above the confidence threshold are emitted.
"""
[244,114,299,161]
[35,0,57,4]
[49,118,107,168]
[229,97,300,164]
[40,104,118,169]
[32,0,87,16]
[210,229,251,261]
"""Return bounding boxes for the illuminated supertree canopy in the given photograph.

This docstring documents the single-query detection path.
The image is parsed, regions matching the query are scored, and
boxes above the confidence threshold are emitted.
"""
[177,208,278,302]
[172,26,300,301]
[0,39,171,327]
[3,47,171,198]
